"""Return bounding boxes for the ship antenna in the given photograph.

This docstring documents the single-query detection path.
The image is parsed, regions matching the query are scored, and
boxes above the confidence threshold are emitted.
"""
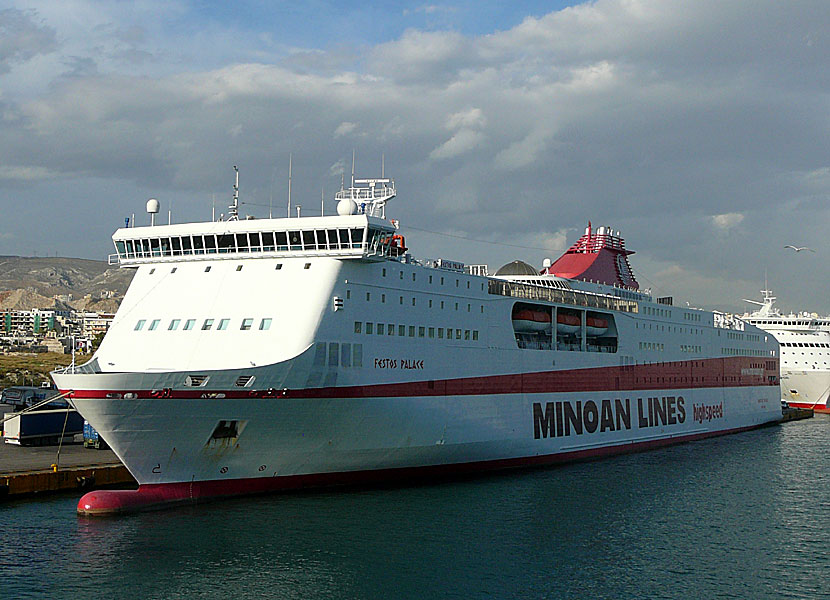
[321,187,325,217]
[351,149,355,188]
[382,153,385,178]
[287,153,292,218]
[228,165,239,221]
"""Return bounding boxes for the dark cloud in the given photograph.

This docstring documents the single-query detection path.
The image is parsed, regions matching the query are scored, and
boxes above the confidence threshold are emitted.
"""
[0,7,57,73]
[1,1,829,313]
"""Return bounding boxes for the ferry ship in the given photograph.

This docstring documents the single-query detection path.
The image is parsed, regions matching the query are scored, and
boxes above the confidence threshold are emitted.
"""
[741,290,830,413]
[53,170,782,515]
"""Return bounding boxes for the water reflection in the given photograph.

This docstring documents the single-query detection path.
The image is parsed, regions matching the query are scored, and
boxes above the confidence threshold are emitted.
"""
[1,418,828,599]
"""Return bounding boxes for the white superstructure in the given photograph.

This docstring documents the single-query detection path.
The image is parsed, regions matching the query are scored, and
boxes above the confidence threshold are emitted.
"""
[741,290,830,412]
[52,170,782,515]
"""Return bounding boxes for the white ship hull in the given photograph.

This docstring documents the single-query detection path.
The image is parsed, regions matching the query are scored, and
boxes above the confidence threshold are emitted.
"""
[53,184,782,514]
[781,369,830,411]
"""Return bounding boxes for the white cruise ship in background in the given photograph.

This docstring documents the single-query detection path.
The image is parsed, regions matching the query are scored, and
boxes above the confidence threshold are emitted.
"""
[52,168,782,515]
[741,290,830,413]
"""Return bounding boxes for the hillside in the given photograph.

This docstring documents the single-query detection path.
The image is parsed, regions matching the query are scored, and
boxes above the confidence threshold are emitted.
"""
[0,256,133,312]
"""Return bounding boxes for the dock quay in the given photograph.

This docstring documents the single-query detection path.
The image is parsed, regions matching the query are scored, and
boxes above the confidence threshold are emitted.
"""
[781,406,814,422]
[1,401,136,498]
[0,440,135,498]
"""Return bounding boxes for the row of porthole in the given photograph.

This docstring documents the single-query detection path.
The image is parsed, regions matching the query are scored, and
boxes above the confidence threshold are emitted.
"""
[355,321,479,341]
[148,262,307,274]
[381,267,486,291]
[134,317,272,331]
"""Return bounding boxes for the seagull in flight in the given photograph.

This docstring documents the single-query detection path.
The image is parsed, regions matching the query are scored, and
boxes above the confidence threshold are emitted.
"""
[784,245,815,252]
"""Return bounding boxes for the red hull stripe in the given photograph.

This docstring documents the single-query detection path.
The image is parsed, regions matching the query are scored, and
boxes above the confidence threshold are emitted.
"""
[76,421,774,515]
[787,402,830,413]
[65,356,777,400]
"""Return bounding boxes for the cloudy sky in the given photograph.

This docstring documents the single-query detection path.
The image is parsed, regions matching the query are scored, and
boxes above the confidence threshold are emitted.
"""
[1,0,829,313]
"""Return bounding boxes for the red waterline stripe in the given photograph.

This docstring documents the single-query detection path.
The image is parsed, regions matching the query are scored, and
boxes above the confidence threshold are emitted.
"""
[65,356,777,401]
[787,402,830,413]
[76,420,774,516]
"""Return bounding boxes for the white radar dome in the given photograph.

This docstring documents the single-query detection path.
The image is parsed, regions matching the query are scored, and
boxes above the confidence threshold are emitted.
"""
[146,198,160,214]
[542,258,552,268]
[336,198,358,216]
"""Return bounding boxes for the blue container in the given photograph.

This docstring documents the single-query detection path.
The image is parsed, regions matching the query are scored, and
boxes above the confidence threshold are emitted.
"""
[83,420,107,449]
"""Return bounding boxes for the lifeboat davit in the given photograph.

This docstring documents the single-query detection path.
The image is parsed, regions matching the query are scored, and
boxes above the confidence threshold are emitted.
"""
[512,309,552,333]
[586,316,609,337]
[556,313,581,335]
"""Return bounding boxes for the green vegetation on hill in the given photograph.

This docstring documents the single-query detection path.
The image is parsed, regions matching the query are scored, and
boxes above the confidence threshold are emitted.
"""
[0,353,90,389]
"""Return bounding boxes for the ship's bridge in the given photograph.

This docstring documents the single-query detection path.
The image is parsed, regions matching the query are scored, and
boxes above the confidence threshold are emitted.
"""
[109,214,400,266]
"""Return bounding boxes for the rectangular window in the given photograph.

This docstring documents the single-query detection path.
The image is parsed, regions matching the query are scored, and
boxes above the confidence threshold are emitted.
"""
[275,231,288,250]
[149,319,160,331]
[262,232,275,251]
[473,330,479,341]
[184,319,195,331]
[354,321,362,334]
[388,324,395,335]
[465,330,470,340]
[353,343,363,367]
[248,232,262,252]
[377,325,384,335]
[218,318,230,330]
[192,235,205,254]
[169,319,181,331]
[438,328,444,339]
[428,327,435,338]
[302,230,317,250]
[418,326,425,337]
[259,318,272,330]
[341,343,351,367]
[456,329,462,340]
[134,319,146,331]
[202,319,214,330]
[235,233,249,252]
[313,342,326,366]
[366,322,373,334]
[399,325,406,336]
[409,326,415,337]
[328,342,339,366]
[204,235,217,254]
[240,318,253,330]
[181,236,193,254]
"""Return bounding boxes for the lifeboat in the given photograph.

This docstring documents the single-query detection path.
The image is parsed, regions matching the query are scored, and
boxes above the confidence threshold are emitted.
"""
[556,313,581,335]
[512,309,552,333]
[586,316,609,337]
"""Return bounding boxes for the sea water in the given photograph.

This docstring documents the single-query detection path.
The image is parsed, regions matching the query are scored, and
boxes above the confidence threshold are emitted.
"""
[1,417,828,599]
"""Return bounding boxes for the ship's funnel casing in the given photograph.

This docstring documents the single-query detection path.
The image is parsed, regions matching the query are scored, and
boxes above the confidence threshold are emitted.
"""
[542,227,639,289]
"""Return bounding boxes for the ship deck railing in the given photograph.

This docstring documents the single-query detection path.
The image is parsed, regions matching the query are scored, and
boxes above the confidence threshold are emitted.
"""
[489,279,639,313]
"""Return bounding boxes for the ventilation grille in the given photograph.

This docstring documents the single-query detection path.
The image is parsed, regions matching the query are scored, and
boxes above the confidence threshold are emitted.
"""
[235,375,255,387]
[184,375,210,387]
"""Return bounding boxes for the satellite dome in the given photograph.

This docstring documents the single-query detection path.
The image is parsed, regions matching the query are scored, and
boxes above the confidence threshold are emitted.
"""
[146,198,160,214]
[337,198,358,216]
[494,260,539,276]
